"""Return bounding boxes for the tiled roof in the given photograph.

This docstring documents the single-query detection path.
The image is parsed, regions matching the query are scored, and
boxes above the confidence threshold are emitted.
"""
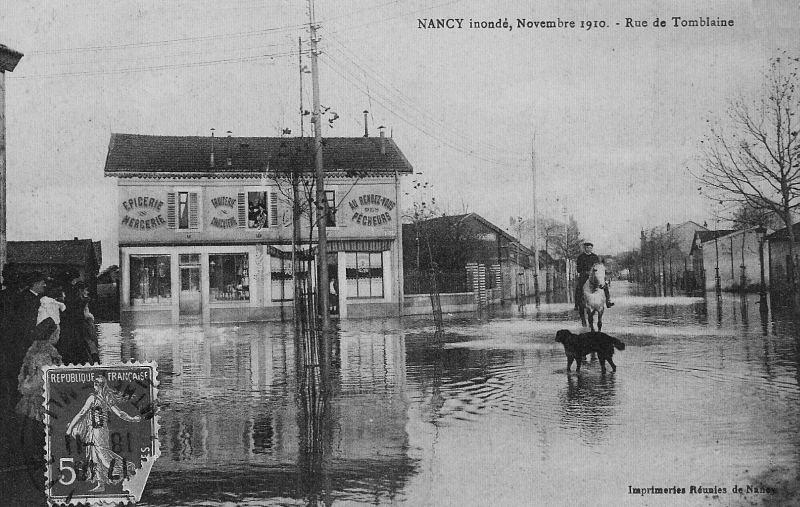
[104,133,413,177]
[7,239,97,267]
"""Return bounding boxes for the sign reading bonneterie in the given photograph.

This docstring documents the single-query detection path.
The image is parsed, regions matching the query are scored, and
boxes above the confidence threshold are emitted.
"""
[210,196,238,228]
[121,196,166,230]
[348,194,395,226]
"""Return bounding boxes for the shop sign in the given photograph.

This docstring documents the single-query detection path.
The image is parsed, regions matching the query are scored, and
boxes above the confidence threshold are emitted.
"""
[121,196,166,230]
[348,194,395,226]
[211,196,238,228]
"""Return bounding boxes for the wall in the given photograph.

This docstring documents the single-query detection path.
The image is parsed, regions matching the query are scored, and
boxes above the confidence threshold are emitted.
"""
[702,230,767,291]
[118,177,399,246]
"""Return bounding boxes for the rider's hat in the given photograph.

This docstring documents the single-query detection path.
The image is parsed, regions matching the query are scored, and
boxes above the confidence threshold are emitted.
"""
[583,241,594,247]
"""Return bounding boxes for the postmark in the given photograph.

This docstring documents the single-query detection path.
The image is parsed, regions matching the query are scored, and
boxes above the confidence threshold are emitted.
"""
[42,363,160,506]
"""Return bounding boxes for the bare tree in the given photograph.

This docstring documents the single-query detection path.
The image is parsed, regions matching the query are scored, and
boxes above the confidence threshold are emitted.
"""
[731,201,783,231]
[695,53,800,297]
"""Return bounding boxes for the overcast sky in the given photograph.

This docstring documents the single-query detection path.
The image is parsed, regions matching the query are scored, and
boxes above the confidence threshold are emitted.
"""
[2,0,800,264]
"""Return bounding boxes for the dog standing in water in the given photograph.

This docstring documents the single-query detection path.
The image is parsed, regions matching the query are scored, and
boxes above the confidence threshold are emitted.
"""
[555,329,625,374]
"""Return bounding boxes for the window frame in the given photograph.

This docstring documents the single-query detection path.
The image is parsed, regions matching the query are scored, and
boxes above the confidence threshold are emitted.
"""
[167,187,202,231]
[324,189,337,228]
[245,187,279,230]
[345,251,384,299]
[208,252,251,302]
[129,254,172,306]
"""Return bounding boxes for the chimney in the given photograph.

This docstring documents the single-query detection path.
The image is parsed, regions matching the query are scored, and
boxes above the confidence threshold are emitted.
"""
[209,128,215,168]
[363,110,369,137]
[226,130,232,167]
[378,125,386,155]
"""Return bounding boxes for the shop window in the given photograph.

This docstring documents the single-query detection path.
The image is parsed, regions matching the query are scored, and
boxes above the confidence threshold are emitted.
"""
[324,190,336,227]
[167,191,200,230]
[209,254,249,301]
[130,255,171,305]
[345,252,383,298]
[248,191,278,229]
[270,256,309,301]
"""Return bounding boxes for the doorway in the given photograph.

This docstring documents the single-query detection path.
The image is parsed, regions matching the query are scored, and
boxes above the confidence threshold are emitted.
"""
[179,254,201,320]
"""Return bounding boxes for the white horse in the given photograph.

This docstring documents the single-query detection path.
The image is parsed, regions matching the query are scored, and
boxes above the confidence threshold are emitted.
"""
[580,262,607,332]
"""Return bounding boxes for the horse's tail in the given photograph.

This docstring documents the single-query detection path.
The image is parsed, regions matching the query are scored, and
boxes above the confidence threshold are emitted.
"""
[612,338,626,351]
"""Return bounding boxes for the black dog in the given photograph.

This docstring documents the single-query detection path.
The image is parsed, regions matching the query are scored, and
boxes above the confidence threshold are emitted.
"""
[555,329,625,374]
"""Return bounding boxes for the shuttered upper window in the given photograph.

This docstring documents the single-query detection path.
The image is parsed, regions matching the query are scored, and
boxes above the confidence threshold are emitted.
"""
[167,190,201,231]
[246,190,279,229]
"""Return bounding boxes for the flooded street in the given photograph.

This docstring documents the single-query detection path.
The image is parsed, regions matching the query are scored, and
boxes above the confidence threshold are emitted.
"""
[96,282,800,506]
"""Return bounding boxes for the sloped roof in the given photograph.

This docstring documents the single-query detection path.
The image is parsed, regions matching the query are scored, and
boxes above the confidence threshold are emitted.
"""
[7,239,97,267]
[766,222,800,241]
[689,230,735,254]
[0,44,23,72]
[406,213,518,243]
[104,133,413,177]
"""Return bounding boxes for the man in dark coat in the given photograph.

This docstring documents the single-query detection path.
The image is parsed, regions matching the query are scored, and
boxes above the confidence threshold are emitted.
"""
[575,242,614,310]
[58,280,99,365]
[1,271,55,408]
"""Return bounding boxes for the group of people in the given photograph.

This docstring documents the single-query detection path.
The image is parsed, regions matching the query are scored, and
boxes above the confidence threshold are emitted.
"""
[0,269,99,422]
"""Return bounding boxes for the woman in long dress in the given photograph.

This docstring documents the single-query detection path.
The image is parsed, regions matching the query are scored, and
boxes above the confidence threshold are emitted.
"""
[66,375,141,492]
[15,317,61,421]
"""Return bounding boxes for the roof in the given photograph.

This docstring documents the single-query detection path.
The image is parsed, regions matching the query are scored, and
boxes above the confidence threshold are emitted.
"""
[766,222,800,241]
[7,239,98,267]
[104,133,414,178]
[405,213,519,243]
[0,44,23,72]
[690,230,735,254]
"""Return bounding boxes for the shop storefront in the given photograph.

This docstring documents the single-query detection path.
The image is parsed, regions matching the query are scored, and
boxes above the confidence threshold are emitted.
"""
[105,134,412,324]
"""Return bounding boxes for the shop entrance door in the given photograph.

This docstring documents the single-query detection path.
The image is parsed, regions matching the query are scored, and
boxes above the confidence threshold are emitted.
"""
[179,254,201,320]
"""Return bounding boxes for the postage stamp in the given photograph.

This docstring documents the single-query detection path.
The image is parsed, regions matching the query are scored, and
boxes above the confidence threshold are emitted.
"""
[42,363,160,506]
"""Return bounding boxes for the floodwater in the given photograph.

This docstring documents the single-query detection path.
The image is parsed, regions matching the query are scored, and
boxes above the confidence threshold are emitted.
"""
[5,282,800,506]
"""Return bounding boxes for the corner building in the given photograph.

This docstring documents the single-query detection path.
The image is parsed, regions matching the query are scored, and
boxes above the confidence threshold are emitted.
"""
[104,134,412,324]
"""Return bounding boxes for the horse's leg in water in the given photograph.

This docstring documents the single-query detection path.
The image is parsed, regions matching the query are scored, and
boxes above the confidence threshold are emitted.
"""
[579,305,587,327]
[588,310,595,332]
[597,309,603,332]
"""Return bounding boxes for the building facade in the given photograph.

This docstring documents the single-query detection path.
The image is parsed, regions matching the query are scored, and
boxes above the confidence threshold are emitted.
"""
[401,213,538,303]
[695,229,768,292]
[105,134,412,324]
[6,238,101,295]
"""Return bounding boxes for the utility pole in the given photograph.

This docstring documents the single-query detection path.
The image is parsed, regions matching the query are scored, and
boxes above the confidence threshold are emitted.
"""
[0,45,23,280]
[308,0,329,330]
[530,139,540,306]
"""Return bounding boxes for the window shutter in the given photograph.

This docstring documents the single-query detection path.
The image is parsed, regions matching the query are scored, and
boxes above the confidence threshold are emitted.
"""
[237,192,247,228]
[166,192,176,229]
[270,191,278,226]
[189,192,199,230]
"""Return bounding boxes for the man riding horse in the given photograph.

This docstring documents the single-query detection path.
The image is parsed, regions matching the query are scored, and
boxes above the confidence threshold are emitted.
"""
[575,242,614,310]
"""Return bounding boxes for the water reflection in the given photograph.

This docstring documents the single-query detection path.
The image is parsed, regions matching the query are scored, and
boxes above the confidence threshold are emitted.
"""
[86,282,800,506]
[105,322,413,506]
[559,372,618,445]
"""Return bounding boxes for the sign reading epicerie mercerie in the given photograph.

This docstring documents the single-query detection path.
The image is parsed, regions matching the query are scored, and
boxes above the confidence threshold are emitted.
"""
[121,196,166,229]
[211,196,238,228]
[349,194,395,226]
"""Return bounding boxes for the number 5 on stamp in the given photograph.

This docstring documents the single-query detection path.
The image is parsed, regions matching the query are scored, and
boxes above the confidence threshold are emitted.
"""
[43,363,161,505]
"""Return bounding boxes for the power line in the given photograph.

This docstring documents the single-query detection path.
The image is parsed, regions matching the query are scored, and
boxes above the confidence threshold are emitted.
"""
[11,49,305,79]
[34,39,298,69]
[326,36,522,159]
[322,51,526,165]
[29,22,307,55]
[320,55,523,167]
